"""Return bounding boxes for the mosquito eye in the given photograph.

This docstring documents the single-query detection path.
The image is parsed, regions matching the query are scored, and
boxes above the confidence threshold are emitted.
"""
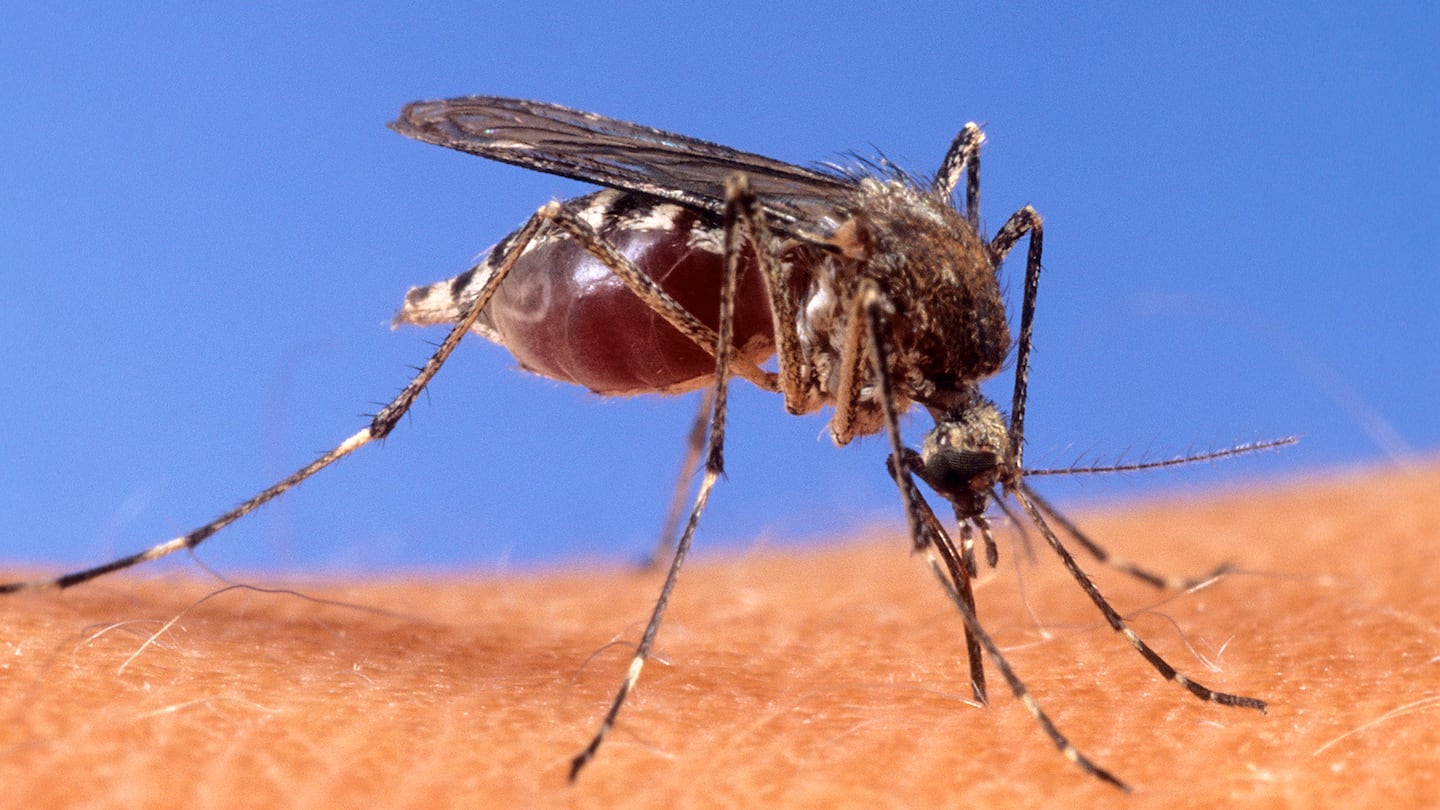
[924,448,999,494]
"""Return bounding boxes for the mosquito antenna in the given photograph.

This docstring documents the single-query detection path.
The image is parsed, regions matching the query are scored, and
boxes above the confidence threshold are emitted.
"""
[1023,436,1298,477]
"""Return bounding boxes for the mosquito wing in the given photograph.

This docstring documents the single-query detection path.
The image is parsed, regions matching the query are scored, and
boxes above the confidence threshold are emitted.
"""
[389,96,858,231]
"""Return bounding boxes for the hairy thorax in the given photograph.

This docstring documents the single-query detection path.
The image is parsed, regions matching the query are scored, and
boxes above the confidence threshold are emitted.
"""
[796,179,1011,427]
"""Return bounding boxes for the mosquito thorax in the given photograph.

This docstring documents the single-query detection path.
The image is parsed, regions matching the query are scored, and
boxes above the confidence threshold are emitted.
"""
[797,178,1013,446]
[850,181,1011,397]
[918,397,1011,517]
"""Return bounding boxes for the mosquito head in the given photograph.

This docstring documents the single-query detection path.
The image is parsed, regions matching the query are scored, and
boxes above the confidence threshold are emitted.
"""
[918,395,1013,520]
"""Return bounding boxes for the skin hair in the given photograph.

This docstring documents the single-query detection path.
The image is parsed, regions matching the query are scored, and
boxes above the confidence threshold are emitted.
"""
[2,461,1435,808]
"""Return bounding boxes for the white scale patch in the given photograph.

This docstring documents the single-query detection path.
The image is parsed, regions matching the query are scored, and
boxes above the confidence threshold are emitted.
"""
[686,222,724,254]
[615,201,688,232]
[395,190,722,341]
[572,191,619,229]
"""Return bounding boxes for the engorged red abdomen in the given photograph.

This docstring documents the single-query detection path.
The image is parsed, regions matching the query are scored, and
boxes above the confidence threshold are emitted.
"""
[481,210,777,395]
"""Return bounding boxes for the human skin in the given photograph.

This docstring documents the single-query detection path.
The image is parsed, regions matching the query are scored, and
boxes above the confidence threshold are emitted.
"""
[2,461,1437,808]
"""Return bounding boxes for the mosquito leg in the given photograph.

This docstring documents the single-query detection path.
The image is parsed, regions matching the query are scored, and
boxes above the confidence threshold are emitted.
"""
[828,278,889,446]
[974,513,1000,569]
[1009,486,1267,712]
[568,455,720,780]
[535,189,788,567]
[645,388,712,568]
[723,171,816,415]
[1020,484,1232,590]
[569,174,750,781]
[0,209,554,595]
[886,448,988,704]
[928,513,989,705]
[958,521,980,583]
[864,285,1123,789]
[568,452,720,781]
[931,122,985,228]
[988,206,1043,470]
[919,539,1128,790]
[946,509,1000,575]
[704,175,749,475]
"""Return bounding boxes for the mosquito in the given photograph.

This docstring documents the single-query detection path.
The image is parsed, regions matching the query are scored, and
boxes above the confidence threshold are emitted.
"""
[3,97,1290,790]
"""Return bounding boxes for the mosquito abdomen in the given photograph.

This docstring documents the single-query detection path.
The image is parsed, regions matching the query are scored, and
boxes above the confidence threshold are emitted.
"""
[397,192,779,395]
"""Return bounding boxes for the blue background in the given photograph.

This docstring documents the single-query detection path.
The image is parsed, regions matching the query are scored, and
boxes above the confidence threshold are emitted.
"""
[2,4,1434,578]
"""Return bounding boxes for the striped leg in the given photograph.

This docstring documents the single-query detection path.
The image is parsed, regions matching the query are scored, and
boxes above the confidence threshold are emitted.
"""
[1010,485,1268,712]
[862,283,1128,791]
[646,388,713,568]
[0,209,554,595]
[568,173,752,780]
